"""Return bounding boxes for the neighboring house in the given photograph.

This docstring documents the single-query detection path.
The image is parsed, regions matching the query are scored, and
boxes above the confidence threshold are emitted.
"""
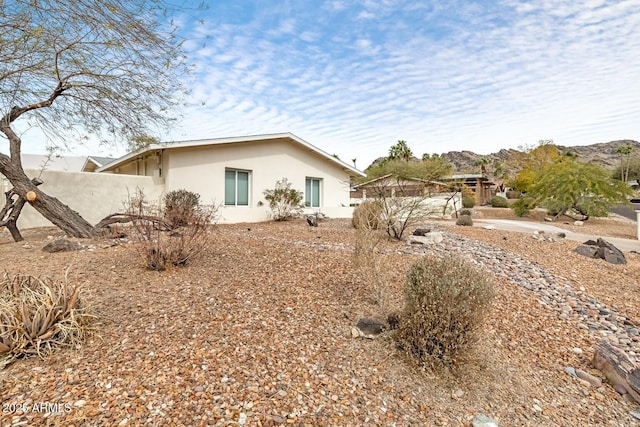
[81,156,117,173]
[92,133,365,223]
[441,174,496,205]
[350,173,462,218]
[351,174,434,201]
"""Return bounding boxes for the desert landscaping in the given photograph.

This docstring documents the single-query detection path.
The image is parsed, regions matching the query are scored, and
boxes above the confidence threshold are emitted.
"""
[0,207,639,426]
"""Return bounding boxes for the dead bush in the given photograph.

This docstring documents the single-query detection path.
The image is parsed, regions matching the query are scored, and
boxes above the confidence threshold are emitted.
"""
[125,190,219,271]
[352,200,382,230]
[0,272,94,368]
[395,255,494,373]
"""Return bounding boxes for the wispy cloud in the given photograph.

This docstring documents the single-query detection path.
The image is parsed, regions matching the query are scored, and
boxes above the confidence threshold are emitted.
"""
[68,0,639,167]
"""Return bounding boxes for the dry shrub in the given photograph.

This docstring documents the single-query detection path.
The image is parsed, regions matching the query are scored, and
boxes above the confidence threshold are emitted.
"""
[126,190,219,271]
[456,214,473,226]
[352,207,389,310]
[0,272,94,368]
[263,178,304,221]
[164,189,201,228]
[352,200,382,229]
[395,255,494,372]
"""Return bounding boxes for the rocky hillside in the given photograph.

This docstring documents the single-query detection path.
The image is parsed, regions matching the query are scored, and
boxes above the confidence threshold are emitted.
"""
[441,139,640,174]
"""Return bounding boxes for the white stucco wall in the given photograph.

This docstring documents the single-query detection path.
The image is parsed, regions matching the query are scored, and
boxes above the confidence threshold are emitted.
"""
[161,139,355,223]
[1,169,164,229]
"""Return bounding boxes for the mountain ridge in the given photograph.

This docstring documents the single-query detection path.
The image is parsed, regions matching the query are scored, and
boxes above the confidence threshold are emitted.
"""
[440,139,640,174]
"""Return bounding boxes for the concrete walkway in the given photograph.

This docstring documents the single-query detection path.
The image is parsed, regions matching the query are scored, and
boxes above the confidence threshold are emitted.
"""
[472,218,640,253]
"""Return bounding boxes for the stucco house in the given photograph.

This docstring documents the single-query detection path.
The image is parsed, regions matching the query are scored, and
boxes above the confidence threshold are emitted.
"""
[90,133,365,223]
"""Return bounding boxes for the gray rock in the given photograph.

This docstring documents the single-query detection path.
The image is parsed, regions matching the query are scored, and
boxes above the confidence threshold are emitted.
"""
[413,228,431,236]
[472,414,499,427]
[601,246,626,265]
[575,245,599,258]
[42,238,82,253]
[356,318,385,335]
[575,238,626,264]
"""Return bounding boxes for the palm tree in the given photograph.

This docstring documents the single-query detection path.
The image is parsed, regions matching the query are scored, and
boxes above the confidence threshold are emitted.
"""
[474,156,490,176]
[388,140,413,161]
[617,145,635,183]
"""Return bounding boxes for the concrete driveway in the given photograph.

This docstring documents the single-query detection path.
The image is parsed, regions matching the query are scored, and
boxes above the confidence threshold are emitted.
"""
[472,218,640,253]
[610,203,640,221]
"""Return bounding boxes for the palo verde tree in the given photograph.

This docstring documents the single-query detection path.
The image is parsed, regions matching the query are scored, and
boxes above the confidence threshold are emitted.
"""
[529,157,633,219]
[507,140,560,192]
[0,0,191,240]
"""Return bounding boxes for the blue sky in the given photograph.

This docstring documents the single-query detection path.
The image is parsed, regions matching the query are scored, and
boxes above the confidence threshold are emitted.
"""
[21,0,640,169]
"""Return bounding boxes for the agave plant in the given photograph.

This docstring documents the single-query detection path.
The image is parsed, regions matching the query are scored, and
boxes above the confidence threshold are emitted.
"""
[0,272,94,368]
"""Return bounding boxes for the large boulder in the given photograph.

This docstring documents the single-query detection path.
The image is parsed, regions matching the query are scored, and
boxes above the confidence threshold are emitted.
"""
[575,238,626,264]
[406,232,443,245]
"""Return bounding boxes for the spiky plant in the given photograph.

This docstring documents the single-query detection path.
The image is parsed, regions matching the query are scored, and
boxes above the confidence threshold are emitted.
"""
[0,272,94,368]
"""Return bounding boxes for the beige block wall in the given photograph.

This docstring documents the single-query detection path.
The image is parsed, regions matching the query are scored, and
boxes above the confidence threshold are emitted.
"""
[163,140,354,223]
[1,169,164,230]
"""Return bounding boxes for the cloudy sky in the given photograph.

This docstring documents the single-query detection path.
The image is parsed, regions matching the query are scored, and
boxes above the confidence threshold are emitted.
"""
[17,0,640,169]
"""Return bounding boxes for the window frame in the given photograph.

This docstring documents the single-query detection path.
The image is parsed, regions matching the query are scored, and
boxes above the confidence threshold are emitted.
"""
[224,168,251,206]
[305,177,321,208]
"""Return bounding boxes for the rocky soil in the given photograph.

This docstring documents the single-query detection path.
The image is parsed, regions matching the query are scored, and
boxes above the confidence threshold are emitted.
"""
[0,211,639,426]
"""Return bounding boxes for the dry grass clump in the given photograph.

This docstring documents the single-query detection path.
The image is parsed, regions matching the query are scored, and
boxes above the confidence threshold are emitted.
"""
[395,255,494,373]
[353,226,390,311]
[0,272,94,369]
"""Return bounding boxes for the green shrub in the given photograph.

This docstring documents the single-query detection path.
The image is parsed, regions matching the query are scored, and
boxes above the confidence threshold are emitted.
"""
[263,178,304,221]
[490,196,508,208]
[456,214,473,226]
[395,255,494,371]
[352,200,382,230]
[511,197,536,217]
[462,196,475,208]
[164,189,201,228]
[459,208,472,217]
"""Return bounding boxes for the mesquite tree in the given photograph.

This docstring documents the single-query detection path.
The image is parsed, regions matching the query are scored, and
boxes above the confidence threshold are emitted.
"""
[0,0,190,240]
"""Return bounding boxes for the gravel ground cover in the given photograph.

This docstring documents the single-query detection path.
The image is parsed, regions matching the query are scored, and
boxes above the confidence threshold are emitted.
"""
[0,211,639,426]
